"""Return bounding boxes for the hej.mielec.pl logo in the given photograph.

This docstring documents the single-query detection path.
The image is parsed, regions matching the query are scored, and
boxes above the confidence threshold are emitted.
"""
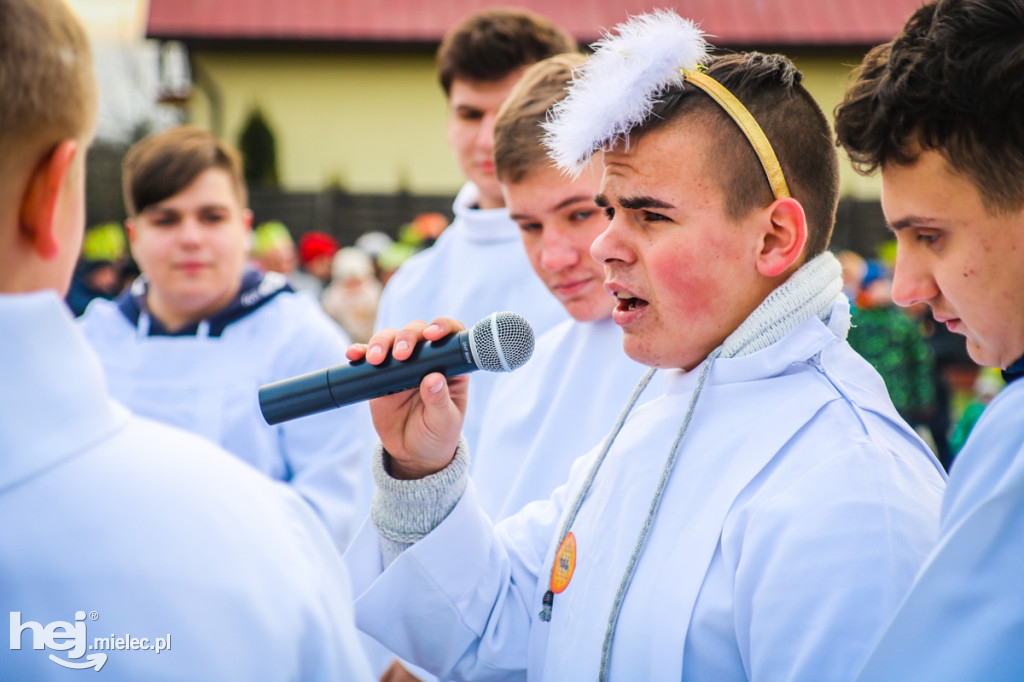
[10,611,171,672]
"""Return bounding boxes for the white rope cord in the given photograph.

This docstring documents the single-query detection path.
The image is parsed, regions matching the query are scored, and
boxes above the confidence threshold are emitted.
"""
[539,366,658,622]
[599,346,721,681]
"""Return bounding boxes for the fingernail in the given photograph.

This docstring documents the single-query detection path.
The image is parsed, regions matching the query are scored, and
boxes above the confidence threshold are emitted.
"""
[425,324,440,335]
[369,345,383,359]
[395,340,409,354]
[428,379,443,394]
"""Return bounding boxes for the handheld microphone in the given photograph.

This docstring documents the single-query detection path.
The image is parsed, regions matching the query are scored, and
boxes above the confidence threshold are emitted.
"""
[258,311,535,425]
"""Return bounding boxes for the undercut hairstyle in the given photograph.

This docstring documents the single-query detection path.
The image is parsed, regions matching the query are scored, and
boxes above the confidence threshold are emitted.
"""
[123,126,247,216]
[0,0,95,157]
[835,0,1024,214]
[437,8,577,96]
[635,53,840,258]
[494,53,587,184]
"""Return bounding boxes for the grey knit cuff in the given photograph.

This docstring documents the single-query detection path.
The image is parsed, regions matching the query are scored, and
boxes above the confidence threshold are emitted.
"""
[370,439,470,568]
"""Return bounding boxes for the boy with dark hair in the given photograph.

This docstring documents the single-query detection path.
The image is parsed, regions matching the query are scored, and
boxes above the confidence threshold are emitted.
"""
[835,1,1024,678]
[472,52,655,520]
[374,8,575,453]
[122,124,249,214]
[0,1,370,679]
[79,125,370,552]
[436,8,578,98]
[345,12,945,680]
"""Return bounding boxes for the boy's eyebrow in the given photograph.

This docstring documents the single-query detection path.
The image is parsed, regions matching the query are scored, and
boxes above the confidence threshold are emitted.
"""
[553,194,597,211]
[142,202,232,215]
[511,194,596,221]
[140,205,178,214]
[887,216,944,232]
[620,195,673,210]
[595,194,674,211]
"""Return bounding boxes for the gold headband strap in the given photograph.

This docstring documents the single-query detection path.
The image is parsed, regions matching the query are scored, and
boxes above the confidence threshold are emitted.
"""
[683,69,791,199]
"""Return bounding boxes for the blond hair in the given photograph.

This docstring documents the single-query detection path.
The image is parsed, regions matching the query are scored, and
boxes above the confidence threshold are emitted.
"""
[0,0,96,161]
[494,53,587,184]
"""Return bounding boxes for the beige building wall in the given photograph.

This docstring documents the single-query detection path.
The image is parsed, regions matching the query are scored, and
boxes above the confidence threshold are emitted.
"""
[69,0,148,43]
[186,48,882,201]
[188,51,462,195]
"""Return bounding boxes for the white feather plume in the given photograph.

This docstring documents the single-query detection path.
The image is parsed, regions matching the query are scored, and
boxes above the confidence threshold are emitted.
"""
[542,9,709,175]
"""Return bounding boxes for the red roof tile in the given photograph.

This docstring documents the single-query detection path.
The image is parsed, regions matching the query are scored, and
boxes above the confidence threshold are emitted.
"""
[147,0,925,47]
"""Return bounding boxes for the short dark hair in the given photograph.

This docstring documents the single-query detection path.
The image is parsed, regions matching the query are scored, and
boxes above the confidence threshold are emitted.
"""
[637,53,839,257]
[437,8,577,97]
[494,53,586,184]
[123,126,247,216]
[835,0,1024,213]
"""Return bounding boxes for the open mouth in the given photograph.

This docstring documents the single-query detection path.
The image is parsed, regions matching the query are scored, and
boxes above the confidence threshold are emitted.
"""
[615,291,649,312]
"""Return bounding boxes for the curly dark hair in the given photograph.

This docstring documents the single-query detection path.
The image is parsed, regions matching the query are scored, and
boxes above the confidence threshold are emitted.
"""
[835,0,1024,213]
[437,8,577,96]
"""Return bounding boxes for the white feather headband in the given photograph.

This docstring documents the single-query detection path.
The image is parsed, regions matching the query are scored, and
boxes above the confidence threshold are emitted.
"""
[542,10,709,175]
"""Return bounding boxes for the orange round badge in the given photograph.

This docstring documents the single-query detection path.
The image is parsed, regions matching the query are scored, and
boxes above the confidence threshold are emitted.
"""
[550,532,577,594]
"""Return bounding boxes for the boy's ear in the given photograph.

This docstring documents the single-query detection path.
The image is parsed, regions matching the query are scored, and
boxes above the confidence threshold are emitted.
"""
[19,139,79,259]
[756,197,807,278]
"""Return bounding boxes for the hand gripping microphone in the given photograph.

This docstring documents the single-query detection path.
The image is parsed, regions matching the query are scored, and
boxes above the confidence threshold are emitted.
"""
[258,311,535,425]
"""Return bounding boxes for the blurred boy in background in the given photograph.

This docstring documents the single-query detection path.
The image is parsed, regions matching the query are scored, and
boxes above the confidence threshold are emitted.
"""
[79,126,371,551]
[373,8,575,453]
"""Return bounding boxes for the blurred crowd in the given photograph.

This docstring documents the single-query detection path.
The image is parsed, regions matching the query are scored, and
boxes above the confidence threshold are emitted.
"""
[840,249,996,469]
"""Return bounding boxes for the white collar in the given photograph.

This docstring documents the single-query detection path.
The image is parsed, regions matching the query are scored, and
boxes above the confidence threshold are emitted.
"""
[451,182,520,244]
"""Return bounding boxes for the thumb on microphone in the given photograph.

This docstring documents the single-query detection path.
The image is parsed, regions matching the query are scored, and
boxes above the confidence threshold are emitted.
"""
[422,371,447,398]
[418,370,468,448]
[377,368,468,480]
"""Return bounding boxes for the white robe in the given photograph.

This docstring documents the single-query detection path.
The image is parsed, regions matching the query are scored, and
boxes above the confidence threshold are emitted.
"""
[474,317,653,521]
[78,288,372,551]
[0,291,372,681]
[374,182,569,452]
[856,377,1024,682]
[347,301,947,681]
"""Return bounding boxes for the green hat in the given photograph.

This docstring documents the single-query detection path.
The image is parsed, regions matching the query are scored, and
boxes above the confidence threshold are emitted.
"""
[251,221,294,256]
[377,242,416,272]
[82,223,127,263]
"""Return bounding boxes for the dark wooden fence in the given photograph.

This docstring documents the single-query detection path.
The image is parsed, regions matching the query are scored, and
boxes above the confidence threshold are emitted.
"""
[248,188,454,244]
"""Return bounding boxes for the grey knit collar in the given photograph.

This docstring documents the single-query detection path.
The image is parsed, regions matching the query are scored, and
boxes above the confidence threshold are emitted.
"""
[723,251,846,358]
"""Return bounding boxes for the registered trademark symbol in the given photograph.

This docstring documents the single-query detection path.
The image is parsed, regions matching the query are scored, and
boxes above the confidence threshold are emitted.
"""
[89,611,99,621]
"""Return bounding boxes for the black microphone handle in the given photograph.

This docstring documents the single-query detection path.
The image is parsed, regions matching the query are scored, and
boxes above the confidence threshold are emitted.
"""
[259,331,475,425]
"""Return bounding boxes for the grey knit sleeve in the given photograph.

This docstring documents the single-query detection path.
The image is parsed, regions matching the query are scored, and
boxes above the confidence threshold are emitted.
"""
[369,439,470,568]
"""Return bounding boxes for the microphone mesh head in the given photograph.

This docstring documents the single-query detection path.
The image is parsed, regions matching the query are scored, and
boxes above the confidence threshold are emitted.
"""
[470,312,535,372]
